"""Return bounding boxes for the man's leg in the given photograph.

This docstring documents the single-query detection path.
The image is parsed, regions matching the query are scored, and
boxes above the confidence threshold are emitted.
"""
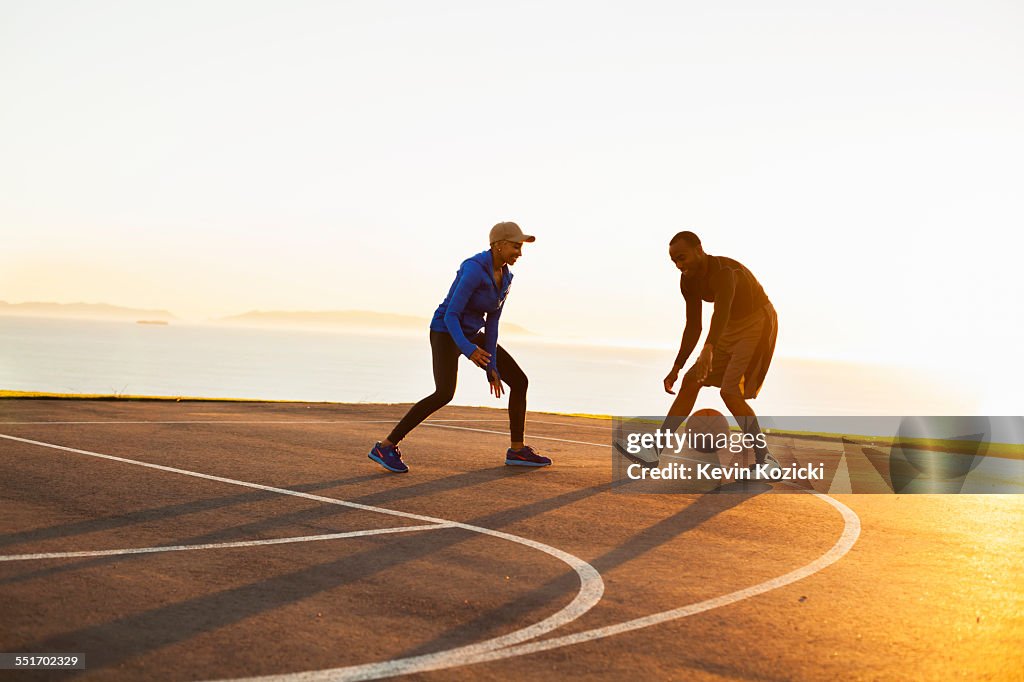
[720,390,771,465]
[621,372,705,465]
[715,311,775,466]
[615,372,703,467]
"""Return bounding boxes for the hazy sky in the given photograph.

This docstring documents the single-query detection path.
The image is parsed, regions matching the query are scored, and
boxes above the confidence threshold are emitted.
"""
[2,1,1022,394]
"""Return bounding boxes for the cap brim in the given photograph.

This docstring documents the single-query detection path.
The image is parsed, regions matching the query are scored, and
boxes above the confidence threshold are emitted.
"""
[520,235,536,242]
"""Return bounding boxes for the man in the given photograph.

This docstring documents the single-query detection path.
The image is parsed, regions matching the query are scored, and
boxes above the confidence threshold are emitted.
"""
[662,230,781,475]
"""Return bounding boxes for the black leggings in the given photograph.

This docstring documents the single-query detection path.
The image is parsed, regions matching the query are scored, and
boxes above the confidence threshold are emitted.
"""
[387,330,528,444]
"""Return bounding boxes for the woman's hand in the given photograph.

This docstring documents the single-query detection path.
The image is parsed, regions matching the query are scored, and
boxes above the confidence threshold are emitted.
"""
[488,369,504,398]
[469,347,492,368]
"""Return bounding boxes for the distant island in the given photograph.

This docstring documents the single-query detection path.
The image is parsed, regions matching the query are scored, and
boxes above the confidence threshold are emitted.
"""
[0,301,176,322]
[214,310,533,336]
[0,302,532,336]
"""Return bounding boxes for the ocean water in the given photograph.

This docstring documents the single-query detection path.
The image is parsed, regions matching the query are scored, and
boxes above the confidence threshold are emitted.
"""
[0,316,980,416]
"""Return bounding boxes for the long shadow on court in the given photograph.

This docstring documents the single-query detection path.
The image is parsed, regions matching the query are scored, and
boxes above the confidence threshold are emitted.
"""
[396,487,761,658]
[0,474,385,550]
[0,463,553,591]
[0,476,386,587]
[12,475,618,675]
[1,454,546,555]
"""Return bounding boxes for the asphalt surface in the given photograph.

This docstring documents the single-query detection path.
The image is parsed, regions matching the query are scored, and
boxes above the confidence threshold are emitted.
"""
[0,399,1020,681]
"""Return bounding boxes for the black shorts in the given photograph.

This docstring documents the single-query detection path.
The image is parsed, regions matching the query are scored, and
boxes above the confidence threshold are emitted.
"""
[685,303,777,399]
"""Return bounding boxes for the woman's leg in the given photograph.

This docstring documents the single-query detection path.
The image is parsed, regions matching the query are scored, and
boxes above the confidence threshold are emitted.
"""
[495,344,528,447]
[384,331,460,445]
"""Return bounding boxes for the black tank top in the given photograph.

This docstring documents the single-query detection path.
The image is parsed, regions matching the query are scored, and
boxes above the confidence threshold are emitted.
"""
[680,255,770,319]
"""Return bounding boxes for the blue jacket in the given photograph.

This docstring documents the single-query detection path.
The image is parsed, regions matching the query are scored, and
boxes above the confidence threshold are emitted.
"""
[430,250,512,375]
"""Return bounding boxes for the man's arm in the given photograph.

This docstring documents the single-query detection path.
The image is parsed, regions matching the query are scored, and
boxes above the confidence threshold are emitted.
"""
[704,268,736,347]
[690,269,735,382]
[673,292,703,371]
[664,288,703,394]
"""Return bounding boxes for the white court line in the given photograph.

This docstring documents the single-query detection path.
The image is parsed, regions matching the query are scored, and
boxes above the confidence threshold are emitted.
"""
[378,492,861,674]
[0,420,610,447]
[0,429,861,681]
[0,525,449,562]
[523,419,611,431]
[0,418,610,430]
[419,423,608,447]
[0,432,604,676]
[232,492,860,682]
[211,449,861,680]
[431,419,611,431]
[426,418,612,432]
[0,420,400,425]
[427,418,611,431]
[0,419,536,425]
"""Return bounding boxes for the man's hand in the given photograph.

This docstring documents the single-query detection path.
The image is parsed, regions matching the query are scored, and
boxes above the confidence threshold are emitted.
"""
[469,347,492,368]
[663,367,680,395]
[488,369,504,398]
[694,345,714,382]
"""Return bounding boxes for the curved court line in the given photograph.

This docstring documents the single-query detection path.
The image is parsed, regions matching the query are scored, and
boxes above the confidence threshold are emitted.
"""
[0,433,604,675]
[0,429,860,681]
[0,524,450,562]
[218,491,859,682]
[397,491,861,672]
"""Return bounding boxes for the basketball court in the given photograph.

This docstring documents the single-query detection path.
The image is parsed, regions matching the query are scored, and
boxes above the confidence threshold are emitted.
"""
[1,400,1020,680]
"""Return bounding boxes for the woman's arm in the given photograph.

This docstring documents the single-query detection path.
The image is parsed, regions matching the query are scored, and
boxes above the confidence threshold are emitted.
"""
[443,262,485,359]
[482,304,503,377]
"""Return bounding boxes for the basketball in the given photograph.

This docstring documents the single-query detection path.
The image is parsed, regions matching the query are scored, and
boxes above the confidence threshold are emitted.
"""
[685,408,730,453]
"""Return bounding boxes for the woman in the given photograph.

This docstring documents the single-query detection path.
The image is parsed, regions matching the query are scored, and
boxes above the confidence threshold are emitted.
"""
[368,221,551,473]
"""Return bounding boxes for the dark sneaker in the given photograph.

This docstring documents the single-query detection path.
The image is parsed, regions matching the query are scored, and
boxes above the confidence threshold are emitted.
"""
[748,452,781,480]
[368,442,409,473]
[613,441,658,468]
[505,445,552,467]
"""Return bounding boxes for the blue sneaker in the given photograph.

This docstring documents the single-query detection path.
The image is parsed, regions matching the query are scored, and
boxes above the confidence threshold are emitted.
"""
[505,445,552,467]
[368,442,409,473]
